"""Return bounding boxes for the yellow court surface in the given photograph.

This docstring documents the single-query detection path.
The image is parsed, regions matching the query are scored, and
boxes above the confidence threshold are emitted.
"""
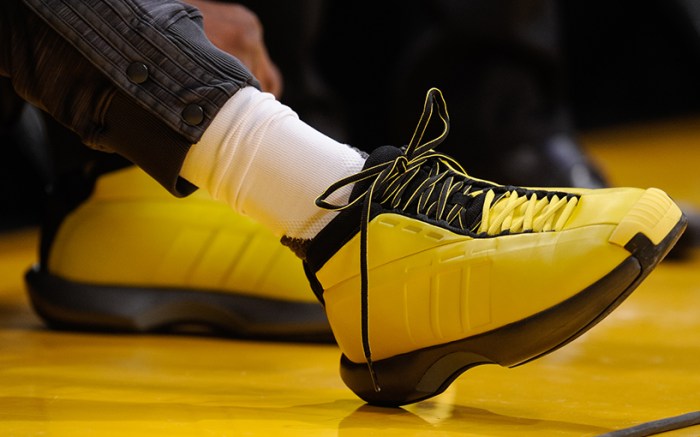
[2,118,700,436]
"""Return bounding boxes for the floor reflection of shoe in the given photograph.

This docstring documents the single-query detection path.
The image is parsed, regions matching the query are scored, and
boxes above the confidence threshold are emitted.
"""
[290,88,687,406]
[26,166,332,342]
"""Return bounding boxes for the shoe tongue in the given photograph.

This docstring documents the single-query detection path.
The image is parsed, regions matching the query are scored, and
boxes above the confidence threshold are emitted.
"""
[349,146,404,201]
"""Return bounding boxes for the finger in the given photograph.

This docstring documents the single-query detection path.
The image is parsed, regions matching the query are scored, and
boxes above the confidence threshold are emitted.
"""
[259,57,283,98]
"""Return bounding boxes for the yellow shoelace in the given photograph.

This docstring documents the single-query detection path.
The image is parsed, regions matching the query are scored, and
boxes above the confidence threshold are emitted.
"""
[476,189,578,235]
[316,88,579,391]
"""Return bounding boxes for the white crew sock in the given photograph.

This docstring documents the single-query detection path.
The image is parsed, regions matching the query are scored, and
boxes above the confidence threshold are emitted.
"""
[180,87,366,239]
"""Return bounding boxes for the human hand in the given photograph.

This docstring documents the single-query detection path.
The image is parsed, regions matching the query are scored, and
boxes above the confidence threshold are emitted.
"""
[187,0,283,97]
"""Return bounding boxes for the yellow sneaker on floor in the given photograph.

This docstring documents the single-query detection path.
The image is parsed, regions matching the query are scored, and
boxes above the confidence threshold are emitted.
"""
[25,165,332,342]
[286,88,687,405]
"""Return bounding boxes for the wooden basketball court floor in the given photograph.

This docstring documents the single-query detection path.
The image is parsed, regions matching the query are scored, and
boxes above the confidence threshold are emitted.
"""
[1,117,700,436]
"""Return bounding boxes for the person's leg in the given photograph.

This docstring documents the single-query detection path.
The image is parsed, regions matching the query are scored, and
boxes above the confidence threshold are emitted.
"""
[1,0,252,195]
[1,0,687,407]
[2,0,364,239]
[0,0,337,340]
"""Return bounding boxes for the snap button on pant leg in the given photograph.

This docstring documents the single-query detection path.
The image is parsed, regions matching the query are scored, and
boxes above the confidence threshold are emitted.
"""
[126,62,149,84]
[182,104,204,126]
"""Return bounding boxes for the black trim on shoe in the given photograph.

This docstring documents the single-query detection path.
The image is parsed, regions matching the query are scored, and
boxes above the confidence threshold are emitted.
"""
[303,261,327,305]
[25,266,335,343]
[303,201,363,270]
[339,217,687,407]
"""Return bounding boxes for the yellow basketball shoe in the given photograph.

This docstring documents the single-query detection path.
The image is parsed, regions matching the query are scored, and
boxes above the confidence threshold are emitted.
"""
[25,165,331,342]
[287,88,687,405]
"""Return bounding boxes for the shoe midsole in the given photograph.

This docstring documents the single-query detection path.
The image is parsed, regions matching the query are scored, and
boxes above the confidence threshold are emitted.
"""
[24,267,333,342]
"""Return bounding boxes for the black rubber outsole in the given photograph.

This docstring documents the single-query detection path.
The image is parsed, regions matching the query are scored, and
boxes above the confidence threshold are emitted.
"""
[25,267,334,343]
[340,217,688,407]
